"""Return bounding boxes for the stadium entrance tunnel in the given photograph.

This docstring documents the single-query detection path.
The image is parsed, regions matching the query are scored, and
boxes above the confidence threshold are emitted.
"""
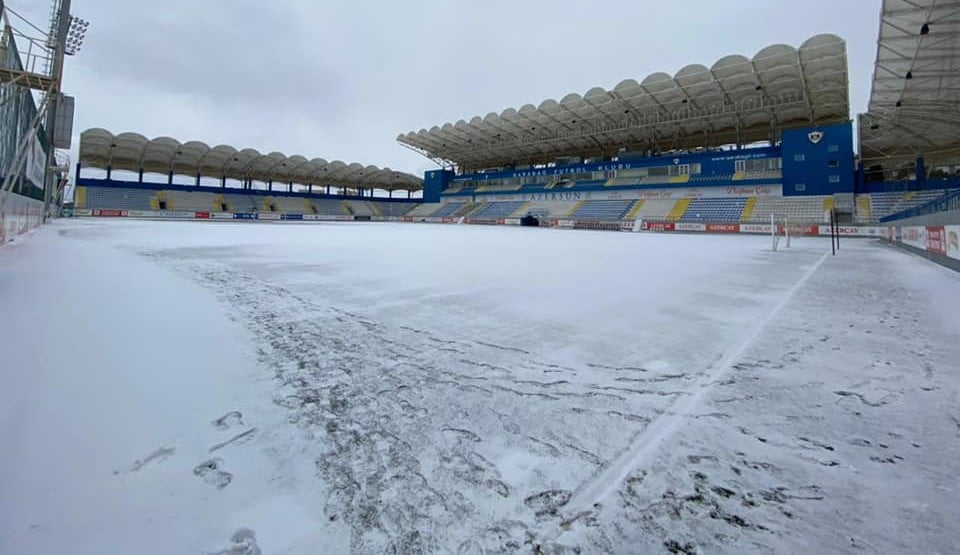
[521,215,540,227]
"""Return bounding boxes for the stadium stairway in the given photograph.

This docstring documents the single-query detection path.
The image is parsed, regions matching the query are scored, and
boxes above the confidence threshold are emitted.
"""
[510,201,531,217]
[822,197,834,215]
[856,195,872,222]
[566,200,586,217]
[633,199,676,221]
[624,200,645,220]
[741,197,757,220]
[214,193,228,212]
[666,198,691,220]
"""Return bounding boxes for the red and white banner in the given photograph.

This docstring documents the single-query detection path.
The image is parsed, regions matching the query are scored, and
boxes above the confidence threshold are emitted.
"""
[93,209,125,217]
[739,223,771,234]
[642,221,675,232]
[926,226,946,255]
[195,211,211,219]
[817,225,885,237]
[945,225,960,261]
[675,222,706,232]
[901,226,927,249]
[706,223,740,233]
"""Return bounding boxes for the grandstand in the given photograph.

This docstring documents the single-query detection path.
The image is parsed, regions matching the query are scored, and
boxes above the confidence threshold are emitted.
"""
[68,20,959,240]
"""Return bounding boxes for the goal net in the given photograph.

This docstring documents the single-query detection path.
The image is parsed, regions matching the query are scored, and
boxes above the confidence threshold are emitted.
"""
[771,213,791,251]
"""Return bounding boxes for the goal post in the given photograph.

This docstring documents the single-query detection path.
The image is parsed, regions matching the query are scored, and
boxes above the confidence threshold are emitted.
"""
[771,213,791,251]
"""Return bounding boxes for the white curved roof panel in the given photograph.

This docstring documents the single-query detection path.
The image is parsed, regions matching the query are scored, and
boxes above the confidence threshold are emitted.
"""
[860,0,960,163]
[399,34,849,171]
[78,129,423,191]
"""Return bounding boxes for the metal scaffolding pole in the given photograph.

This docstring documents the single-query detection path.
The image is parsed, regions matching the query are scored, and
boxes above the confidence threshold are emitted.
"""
[42,0,70,222]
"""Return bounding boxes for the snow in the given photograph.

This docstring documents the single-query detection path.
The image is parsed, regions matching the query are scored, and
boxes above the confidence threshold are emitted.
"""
[1,219,959,554]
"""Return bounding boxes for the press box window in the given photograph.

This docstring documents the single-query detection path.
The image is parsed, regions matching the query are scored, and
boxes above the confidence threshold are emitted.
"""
[794,154,805,162]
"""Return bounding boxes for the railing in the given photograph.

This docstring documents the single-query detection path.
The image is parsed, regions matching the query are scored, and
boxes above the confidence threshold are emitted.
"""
[879,189,960,223]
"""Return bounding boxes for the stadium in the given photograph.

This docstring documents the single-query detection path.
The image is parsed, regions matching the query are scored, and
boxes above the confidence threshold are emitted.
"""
[2,1,960,554]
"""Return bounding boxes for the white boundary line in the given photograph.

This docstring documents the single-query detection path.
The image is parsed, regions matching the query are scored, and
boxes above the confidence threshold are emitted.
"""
[538,250,830,545]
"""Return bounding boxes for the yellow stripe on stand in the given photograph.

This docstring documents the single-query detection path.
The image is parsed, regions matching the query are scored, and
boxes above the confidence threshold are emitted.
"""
[624,199,645,220]
[741,197,757,221]
[666,198,691,220]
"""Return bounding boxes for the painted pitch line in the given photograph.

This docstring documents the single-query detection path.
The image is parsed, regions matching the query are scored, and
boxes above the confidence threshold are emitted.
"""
[538,250,830,546]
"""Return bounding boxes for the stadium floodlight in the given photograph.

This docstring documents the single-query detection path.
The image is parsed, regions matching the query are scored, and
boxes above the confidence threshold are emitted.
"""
[64,15,89,55]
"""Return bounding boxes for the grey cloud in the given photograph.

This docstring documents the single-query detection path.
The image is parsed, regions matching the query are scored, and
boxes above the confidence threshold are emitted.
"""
[13,0,879,176]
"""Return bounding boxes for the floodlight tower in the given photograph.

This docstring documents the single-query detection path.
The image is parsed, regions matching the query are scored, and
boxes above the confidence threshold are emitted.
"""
[0,0,86,220]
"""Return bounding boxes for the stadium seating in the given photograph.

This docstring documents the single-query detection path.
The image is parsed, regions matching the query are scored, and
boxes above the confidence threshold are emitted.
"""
[307,198,349,215]
[432,202,469,218]
[679,197,747,222]
[162,190,218,211]
[375,202,417,217]
[888,189,949,215]
[84,187,154,210]
[865,192,902,220]
[469,201,526,219]
[568,199,634,220]
[520,200,579,218]
[630,199,677,221]
[748,196,829,223]
[406,203,442,217]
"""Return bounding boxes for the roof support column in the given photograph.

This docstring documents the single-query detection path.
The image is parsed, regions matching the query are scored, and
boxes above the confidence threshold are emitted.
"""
[137,168,142,182]
[326,185,330,195]
[220,175,225,188]
[268,180,272,192]
[168,171,173,185]
[916,156,926,190]
[75,162,81,186]
[308,184,312,194]
[107,166,112,180]
[196,173,200,186]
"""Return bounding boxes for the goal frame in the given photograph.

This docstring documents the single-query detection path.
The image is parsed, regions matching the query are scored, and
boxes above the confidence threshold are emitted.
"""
[771,213,791,251]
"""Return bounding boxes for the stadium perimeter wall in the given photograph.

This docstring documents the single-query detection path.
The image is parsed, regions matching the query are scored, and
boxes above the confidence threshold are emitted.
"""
[884,221,960,272]
[0,191,44,245]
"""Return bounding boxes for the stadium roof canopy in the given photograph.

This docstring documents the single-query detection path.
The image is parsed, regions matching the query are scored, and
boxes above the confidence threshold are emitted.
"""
[859,0,960,165]
[398,34,849,172]
[78,129,423,191]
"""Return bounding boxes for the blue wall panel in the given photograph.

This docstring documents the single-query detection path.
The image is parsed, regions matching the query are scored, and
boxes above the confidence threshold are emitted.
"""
[781,122,854,196]
[423,169,450,202]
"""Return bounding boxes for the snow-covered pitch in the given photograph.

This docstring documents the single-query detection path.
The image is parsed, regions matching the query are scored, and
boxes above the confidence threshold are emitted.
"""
[1,220,958,554]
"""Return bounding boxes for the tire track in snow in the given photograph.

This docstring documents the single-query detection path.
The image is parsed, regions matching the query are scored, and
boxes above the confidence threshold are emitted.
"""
[538,250,830,546]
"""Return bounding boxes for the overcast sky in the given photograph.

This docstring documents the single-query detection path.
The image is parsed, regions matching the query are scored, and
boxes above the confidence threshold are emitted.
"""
[13,0,881,177]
